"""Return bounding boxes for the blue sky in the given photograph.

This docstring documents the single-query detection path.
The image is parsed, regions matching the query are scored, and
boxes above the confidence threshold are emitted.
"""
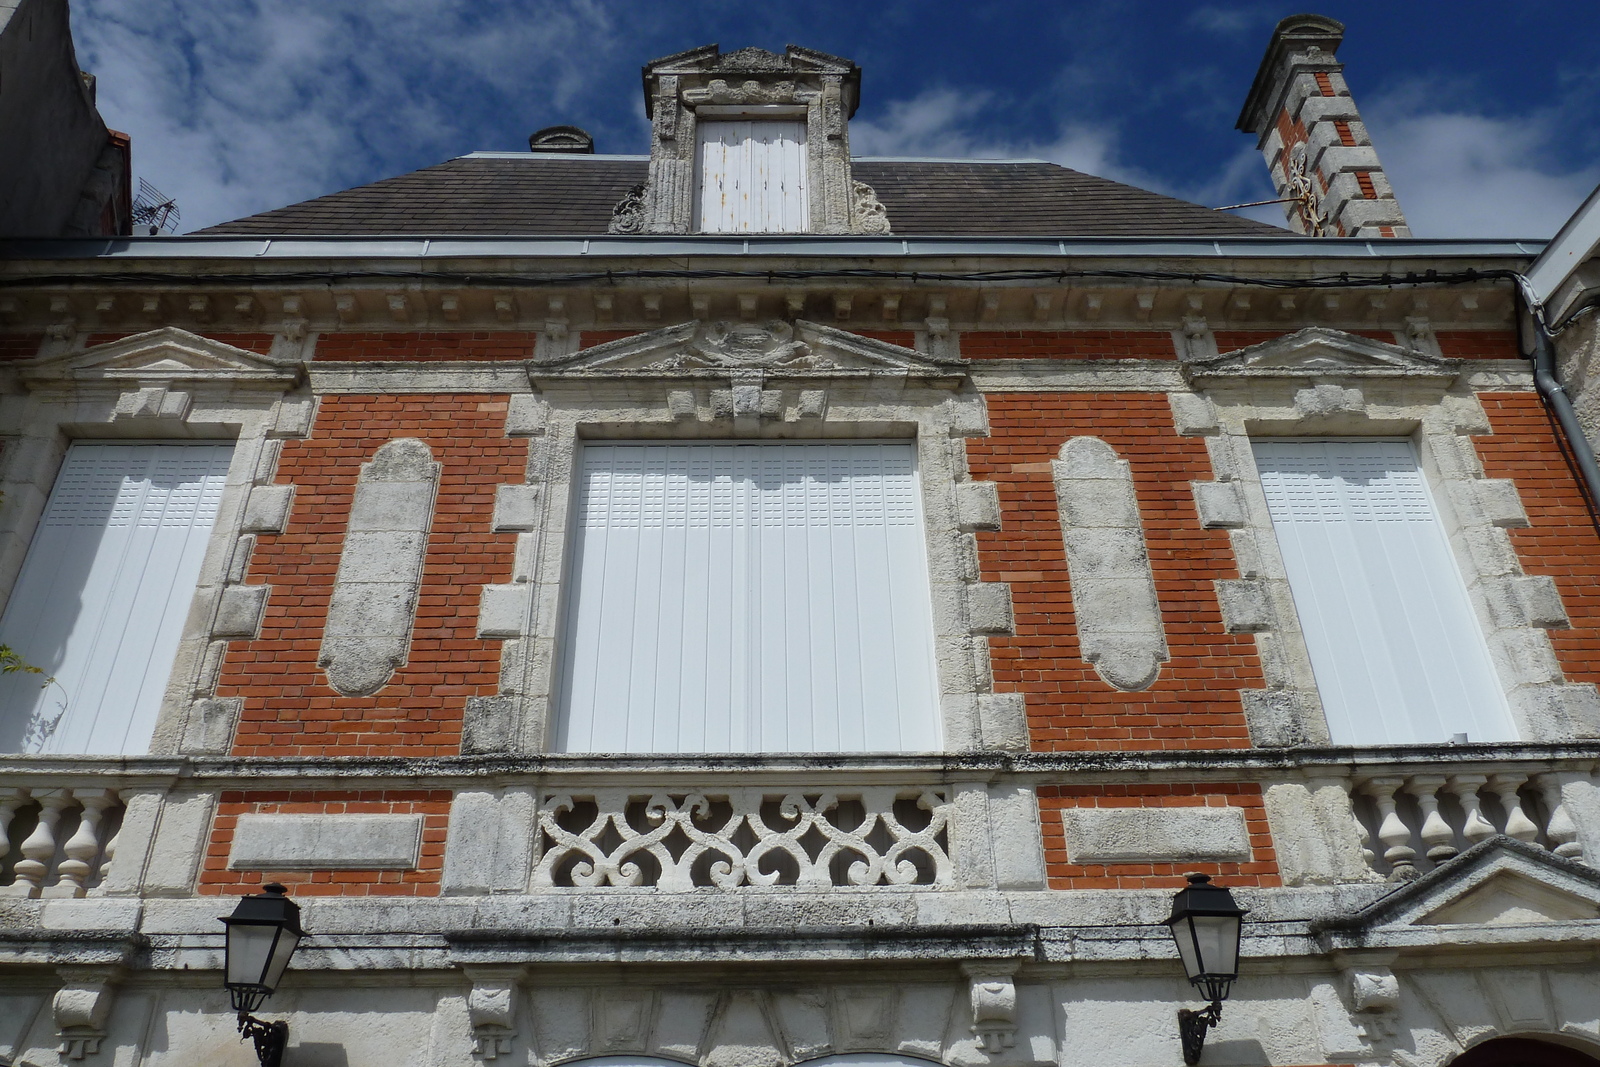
[71,0,1600,236]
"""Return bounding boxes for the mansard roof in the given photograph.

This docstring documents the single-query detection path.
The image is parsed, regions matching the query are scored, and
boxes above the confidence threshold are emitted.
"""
[195,156,1291,239]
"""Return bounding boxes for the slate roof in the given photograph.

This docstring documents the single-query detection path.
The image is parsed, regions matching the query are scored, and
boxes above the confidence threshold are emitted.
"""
[195,155,1289,238]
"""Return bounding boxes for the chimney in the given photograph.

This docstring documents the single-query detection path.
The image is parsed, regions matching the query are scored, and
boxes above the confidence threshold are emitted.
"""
[1236,14,1409,238]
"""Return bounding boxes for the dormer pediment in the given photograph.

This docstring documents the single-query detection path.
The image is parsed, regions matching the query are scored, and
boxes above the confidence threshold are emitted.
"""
[21,327,300,388]
[531,319,962,381]
[1185,326,1456,381]
[1314,837,1600,953]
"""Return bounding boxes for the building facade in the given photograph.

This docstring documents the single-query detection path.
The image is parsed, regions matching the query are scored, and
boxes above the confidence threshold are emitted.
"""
[3,14,1600,1067]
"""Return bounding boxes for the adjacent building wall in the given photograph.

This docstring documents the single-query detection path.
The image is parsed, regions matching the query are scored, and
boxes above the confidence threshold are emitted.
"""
[0,0,131,236]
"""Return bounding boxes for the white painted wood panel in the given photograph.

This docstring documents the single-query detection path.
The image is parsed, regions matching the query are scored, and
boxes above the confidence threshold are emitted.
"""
[1253,438,1515,745]
[0,442,233,754]
[695,120,809,233]
[557,443,940,753]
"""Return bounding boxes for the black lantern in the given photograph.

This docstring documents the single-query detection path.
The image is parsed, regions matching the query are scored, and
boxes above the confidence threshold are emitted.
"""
[220,883,303,1067]
[1165,873,1248,1065]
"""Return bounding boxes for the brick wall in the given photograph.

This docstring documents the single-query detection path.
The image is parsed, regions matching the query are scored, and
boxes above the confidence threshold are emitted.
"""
[219,394,525,757]
[579,329,919,349]
[313,332,539,360]
[579,330,639,348]
[1437,330,1519,360]
[1476,393,1600,687]
[1037,783,1279,888]
[961,331,1175,360]
[84,331,276,353]
[199,790,451,897]
[1212,329,1395,351]
[0,334,43,361]
[968,393,1261,751]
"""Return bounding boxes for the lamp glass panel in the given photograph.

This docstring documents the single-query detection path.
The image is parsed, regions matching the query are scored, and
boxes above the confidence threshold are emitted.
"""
[225,923,280,988]
[1170,917,1202,981]
[1188,914,1240,977]
[263,927,301,990]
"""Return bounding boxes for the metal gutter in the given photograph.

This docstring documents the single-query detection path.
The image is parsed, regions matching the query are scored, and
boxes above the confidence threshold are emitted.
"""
[0,235,1548,263]
[1524,180,1600,310]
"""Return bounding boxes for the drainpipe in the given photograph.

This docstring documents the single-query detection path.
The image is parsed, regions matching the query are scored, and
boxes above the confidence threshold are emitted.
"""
[1523,296,1600,513]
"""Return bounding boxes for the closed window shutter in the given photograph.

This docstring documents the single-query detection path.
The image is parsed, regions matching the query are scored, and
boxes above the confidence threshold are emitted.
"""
[0,443,233,755]
[557,443,941,753]
[695,120,810,233]
[1252,439,1515,745]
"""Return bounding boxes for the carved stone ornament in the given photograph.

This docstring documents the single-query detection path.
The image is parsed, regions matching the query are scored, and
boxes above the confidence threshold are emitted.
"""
[530,318,965,381]
[1052,437,1170,692]
[1183,325,1457,381]
[851,180,892,234]
[318,438,440,696]
[20,325,301,388]
[465,966,524,1060]
[607,183,647,234]
[681,77,813,106]
[962,961,1020,1054]
[53,968,119,1061]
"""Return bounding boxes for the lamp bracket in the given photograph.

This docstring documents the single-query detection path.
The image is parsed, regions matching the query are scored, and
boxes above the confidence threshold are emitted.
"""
[238,1011,289,1067]
[1178,1001,1222,1066]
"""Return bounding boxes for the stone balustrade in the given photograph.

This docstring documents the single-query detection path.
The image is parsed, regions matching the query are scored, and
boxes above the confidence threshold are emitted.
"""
[0,786,124,897]
[1349,765,1590,879]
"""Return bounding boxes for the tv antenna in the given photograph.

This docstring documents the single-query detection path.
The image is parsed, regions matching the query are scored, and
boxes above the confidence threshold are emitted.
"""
[131,178,181,235]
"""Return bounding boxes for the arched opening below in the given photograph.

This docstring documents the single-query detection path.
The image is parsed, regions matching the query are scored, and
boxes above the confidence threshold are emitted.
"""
[1453,1038,1600,1067]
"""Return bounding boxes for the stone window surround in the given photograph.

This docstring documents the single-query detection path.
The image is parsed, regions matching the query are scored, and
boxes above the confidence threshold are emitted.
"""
[469,377,1026,758]
[1174,370,1600,749]
[0,327,310,759]
[639,52,867,235]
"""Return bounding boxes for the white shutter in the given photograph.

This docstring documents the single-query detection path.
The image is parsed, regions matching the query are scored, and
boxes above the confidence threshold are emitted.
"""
[557,443,940,753]
[696,120,810,233]
[0,442,233,755]
[1252,439,1515,745]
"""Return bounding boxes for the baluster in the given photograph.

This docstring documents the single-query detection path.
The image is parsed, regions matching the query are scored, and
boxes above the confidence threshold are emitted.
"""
[0,789,28,877]
[96,798,122,890]
[1406,776,1458,863]
[11,791,71,897]
[1346,780,1377,872]
[1488,773,1541,843]
[49,790,115,898]
[1536,774,1584,860]
[1363,778,1417,880]
[1447,775,1496,847]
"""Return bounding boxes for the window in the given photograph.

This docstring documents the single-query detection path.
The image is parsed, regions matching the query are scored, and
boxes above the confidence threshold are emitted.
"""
[1252,438,1515,745]
[0,442,233,755]
[556,443,941,753]
[695,119,809,233]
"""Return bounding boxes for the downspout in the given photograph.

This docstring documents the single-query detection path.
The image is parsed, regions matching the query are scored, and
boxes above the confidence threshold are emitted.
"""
[1521,288,1600,512]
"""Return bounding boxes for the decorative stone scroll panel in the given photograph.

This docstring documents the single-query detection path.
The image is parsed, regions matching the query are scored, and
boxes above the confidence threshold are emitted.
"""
[532,788,952,889]
[318,438,440,696]
[1051,437,1170,691]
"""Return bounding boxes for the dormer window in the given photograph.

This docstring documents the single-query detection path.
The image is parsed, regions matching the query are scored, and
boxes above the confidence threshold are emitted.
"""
[613,44,890,237]
[695,109,809,233]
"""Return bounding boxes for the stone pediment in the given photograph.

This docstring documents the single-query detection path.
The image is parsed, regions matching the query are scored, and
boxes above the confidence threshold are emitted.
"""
[531,320,963,381]
[1185,326,1457,381]
[22,327,300,387]
[1313,837,1600,952]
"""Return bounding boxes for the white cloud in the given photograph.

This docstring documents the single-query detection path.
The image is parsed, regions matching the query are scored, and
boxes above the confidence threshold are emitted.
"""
[1364,104,1599,239]
[849,85,1140,185]
[70,0,625,231]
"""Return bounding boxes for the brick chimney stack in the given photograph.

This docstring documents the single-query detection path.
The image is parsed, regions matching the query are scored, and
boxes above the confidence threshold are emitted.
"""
[1236,14,1409,238]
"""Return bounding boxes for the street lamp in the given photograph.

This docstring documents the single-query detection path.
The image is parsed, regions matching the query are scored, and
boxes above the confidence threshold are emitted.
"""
[1165,872,1248,1066]
[220,883,304,1067]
